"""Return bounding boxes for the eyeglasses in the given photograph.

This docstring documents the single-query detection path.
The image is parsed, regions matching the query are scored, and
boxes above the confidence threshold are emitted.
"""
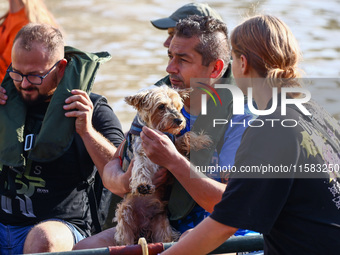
[7,60,62,85]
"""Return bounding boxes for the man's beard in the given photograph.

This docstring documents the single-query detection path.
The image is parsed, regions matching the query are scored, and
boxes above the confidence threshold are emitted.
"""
[18,74,57,106]
[20,92,53,106]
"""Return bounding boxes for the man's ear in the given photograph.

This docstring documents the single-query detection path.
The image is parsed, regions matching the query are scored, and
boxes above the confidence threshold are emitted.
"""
[57,58,68,79]
[210,59,224,79]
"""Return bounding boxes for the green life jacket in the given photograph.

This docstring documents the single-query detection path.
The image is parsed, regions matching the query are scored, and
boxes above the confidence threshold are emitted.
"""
[0,46,111,169]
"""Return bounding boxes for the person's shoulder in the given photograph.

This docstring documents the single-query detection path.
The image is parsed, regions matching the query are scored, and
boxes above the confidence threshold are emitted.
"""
[89,93,108,108]
[240,106,292,138]
[6,8,29,26]
[89,93,115,117]
[90,92,106,101]
[154,75,171,87]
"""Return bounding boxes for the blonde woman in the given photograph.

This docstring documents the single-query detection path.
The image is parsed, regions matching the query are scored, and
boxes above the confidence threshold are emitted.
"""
[0,0,57,82]
[159,15,340,255]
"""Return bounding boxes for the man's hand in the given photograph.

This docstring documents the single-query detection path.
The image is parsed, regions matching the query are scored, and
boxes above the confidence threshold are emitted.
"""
[0,87,8,105]
[140,126,182,169]
[63,89,93,137]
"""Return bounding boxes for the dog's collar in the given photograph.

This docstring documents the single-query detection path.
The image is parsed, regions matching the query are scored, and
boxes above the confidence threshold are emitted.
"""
[129,121,143,136]
[122,115,178,168]
[128,125,176,143]
[129,115,176,143]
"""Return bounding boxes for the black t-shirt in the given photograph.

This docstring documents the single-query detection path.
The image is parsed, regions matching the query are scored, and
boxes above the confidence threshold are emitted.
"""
[0,95,124,236]
[210,100,340,254]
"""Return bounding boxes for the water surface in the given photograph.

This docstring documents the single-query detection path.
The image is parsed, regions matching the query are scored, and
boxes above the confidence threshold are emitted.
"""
[1,0,339,131]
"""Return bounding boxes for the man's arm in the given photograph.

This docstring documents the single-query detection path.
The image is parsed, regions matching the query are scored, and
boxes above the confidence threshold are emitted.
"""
[63,89,120,172]
[161,217,237,255]
[101,140,131,197]
[140,126,226,213]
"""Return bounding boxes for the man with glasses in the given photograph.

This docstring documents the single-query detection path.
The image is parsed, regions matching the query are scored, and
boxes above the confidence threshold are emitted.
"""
[8,59,61,85]
[0,23,124,254]
[7,59,62,103]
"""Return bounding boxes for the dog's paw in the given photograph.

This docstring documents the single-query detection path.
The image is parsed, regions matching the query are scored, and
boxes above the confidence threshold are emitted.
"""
[175,131,213,155]
[191,131,213,150]
[137,184,155,195]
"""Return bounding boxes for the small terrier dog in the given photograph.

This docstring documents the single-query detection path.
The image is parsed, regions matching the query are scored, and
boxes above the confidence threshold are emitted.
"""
[114,85,212,245]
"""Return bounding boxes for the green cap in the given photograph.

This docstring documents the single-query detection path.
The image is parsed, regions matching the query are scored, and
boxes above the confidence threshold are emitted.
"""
[151,2,223,30]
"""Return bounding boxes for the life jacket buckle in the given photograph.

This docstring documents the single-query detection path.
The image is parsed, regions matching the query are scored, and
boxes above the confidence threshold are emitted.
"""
[24,134,35,151]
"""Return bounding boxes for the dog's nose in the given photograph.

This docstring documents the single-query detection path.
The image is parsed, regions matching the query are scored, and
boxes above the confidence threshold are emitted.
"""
[174,118,183,126]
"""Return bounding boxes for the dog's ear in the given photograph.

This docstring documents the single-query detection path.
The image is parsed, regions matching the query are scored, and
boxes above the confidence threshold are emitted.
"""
[125,91,150,111]
[176,88,192,100]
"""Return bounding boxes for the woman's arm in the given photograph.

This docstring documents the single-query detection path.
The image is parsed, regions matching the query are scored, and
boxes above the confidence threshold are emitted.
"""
[162,217,237,255]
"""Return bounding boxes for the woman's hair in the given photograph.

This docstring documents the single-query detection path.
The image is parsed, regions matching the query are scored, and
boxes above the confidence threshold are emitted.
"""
[175,15,231,76]
[1,0,58,27]
[231,15,302,89]
[22,0,58,26]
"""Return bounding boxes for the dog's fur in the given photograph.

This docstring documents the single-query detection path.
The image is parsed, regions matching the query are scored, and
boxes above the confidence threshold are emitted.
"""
[114,85,212,245]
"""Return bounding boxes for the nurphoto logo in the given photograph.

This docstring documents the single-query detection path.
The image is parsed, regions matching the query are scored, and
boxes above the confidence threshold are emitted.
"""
[195,79,312,128]
[202,84,311,116]
[198,82,222,115]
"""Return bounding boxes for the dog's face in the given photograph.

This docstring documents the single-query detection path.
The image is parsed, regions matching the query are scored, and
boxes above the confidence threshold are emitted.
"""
[125,85,190,134]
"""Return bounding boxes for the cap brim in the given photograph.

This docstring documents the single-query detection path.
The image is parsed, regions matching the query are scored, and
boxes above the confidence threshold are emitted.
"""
[150,17,177,29]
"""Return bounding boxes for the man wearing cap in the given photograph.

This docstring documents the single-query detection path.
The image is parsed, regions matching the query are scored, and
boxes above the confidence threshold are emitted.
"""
[151,2,232,79]
[151,2,223,48]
